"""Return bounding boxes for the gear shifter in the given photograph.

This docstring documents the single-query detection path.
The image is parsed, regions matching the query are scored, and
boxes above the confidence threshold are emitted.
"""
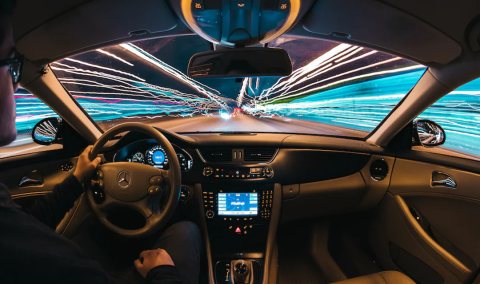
[231,260,254,284]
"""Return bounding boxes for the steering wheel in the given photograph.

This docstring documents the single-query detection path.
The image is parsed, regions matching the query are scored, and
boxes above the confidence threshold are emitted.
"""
[86,123,181,238]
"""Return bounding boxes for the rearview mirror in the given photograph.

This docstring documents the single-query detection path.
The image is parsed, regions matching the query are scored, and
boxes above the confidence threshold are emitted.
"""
[187,48,292,78]
[32,117,63,145]
[413,119,446,147]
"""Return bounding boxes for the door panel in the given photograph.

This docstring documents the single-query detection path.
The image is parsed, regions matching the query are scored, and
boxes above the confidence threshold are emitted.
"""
[0,151,81,233]
[0,152,78,198]
[370,158,480,284]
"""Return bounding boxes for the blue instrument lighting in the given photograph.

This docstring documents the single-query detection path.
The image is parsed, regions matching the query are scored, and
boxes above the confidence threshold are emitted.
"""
[152,150,165,164]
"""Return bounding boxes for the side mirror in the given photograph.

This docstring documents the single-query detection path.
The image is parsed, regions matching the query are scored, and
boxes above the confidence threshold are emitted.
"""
[32,117,63,145]
[413,119,446,147]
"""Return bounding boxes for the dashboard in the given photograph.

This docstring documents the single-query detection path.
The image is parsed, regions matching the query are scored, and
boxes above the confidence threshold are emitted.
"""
[103,130,394,223]
[113,139,193,171]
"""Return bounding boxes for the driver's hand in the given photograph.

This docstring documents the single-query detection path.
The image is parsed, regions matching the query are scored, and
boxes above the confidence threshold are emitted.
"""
[73,146,102,183]
[134,249,175,278]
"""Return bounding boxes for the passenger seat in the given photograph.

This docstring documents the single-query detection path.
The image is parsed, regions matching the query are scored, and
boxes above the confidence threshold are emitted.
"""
[331,271,415,284]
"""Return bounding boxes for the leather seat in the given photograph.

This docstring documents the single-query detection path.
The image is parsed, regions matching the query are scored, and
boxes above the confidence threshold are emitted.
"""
[331,271,415,284]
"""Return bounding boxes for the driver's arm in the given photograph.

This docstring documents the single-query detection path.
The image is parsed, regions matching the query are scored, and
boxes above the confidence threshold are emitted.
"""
[23,146,101,229]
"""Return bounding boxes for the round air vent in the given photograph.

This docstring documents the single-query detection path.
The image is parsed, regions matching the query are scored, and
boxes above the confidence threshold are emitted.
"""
[370,159,389,181]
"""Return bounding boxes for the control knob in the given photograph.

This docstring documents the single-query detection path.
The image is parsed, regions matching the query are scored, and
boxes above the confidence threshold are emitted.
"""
[206,210,214,218]
[203,167,213,177]
[262,166,274,178]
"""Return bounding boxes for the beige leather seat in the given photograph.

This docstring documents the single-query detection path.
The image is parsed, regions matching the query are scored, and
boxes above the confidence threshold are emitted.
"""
[332,271,415,284]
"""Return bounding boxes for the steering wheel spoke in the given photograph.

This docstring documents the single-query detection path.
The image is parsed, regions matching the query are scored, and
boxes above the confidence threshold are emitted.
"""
[96,189,117,211]
[133,197,154,218]
[86,123,182,238]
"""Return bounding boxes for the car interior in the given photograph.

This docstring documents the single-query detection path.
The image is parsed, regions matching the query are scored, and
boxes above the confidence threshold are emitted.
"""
[1,0,480,284]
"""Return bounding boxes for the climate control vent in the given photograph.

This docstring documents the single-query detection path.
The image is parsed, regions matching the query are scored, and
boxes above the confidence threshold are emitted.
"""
[370,159,389,181]
[199,148,232,162]
[244,148,277,162]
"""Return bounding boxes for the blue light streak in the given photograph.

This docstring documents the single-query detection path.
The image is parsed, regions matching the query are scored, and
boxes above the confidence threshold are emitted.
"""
[418,77,480,157]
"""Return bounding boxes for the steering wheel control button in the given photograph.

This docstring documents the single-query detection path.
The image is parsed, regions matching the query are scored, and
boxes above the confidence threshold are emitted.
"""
[95,170,104,179]
[91,180,104,189]
[150,176,163,186]
[148,186,161,195]
[206,210,215,218]
[203,167,213,177]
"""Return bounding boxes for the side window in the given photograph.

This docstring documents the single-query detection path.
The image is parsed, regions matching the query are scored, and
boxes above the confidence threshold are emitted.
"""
[0,88,63,159]
[416,77,480,158]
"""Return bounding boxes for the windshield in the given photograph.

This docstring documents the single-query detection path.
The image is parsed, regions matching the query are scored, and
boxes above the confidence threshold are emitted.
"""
[52,35,426,137]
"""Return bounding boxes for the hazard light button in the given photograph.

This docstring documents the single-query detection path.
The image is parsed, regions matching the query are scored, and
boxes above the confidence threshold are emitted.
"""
[235,227,242,234]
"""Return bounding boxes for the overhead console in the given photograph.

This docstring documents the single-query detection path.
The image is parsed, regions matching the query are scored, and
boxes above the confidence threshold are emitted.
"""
[169,0,315,47]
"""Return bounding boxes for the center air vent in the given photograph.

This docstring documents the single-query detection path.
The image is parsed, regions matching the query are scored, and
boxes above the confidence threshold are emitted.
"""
[199,148,232,162]
[370,159,389,181]
[244,148,277,162]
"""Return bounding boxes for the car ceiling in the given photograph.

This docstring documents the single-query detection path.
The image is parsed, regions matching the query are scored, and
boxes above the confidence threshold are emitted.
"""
[380,0,480,47]
[13,0,91,39]
[11,0,480,62]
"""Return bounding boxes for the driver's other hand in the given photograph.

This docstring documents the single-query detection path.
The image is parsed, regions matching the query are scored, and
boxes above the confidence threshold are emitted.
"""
[134,249,175,278]
[73,145,102,183]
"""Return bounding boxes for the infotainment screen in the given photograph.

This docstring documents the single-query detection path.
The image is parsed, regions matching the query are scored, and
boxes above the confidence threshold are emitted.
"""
[218,193,258,216]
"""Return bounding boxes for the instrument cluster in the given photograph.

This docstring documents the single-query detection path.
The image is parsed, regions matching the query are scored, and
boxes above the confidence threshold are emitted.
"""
[114,140,193,171]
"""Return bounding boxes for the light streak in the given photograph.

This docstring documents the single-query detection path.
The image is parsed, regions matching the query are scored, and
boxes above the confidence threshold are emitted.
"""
[64,58,144,81]
[237,79,248,107]
[119,43,230,110]
[263,65,425,104]
[96,49,134,66]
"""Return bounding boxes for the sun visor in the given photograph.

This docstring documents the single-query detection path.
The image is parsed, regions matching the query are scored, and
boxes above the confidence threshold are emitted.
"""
[16,0,178,62]
[303,0,462,65]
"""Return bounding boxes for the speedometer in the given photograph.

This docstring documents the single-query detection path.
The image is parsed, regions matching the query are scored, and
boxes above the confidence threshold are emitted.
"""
[131,152,144,163]
[145,145,169,168]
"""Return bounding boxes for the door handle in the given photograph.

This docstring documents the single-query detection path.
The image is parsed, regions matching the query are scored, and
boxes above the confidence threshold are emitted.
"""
[431,171,456,188]
[19,176,43,187]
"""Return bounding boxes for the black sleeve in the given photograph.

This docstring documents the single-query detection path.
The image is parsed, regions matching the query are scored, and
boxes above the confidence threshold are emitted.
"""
[146,265,184,284]
[23,175,84,229]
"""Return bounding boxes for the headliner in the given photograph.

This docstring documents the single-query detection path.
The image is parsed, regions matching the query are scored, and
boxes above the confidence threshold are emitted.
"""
[10,0,480,64]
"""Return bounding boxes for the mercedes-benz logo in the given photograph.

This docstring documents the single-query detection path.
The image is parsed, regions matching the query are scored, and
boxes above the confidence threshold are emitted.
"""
[117,171,131,188]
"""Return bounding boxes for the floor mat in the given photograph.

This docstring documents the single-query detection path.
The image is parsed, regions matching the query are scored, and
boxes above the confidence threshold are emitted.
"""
[277,221,328,284]
[278,254,328,284]
[328,214,381,279]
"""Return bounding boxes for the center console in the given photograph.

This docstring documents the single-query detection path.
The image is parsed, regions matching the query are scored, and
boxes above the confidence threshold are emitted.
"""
[200,183,277,284]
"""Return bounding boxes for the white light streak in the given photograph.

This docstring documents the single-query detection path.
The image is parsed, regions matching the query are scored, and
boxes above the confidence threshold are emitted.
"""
[96,49,134,66]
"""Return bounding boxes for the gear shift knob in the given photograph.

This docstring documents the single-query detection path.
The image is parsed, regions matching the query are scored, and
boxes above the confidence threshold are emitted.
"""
[235,261,248,274]
[231,260,253,284]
